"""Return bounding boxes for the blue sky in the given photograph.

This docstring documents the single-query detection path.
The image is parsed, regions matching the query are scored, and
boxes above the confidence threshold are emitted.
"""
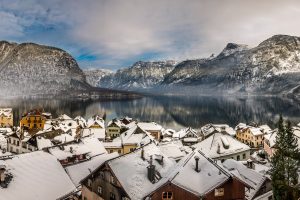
[1,0,300,70]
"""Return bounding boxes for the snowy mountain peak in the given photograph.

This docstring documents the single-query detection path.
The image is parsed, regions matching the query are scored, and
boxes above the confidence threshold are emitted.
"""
[217,43,249,57]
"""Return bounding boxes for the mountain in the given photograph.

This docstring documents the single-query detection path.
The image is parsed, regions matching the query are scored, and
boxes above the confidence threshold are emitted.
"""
[83,69,113,87]
[0,41,89,97]
[87,34,300,97]
[163,35,300,96]
[95,60,177,90]
[0,41,138,99]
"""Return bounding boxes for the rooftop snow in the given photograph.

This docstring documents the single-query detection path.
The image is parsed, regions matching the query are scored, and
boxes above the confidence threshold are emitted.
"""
[0,151,76,200]
[192,133,250,159]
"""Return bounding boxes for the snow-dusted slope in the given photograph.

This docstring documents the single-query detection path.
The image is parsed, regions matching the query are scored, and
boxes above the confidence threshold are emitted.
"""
[0,41,89,96]
[163,34,300,95]
[97,60,177,90]
[83,69,113,87]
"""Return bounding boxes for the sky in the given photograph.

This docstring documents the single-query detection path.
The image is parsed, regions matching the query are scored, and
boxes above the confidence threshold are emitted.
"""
[1,0,300,70]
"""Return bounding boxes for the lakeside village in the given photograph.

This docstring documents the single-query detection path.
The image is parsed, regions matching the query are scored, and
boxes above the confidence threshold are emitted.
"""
[0,108,299,200]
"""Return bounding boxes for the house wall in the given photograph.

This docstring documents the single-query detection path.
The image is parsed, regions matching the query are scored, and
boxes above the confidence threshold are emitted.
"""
[81,164,129,200]
[148,182,199,200]
[236,129,264,148]
[205,178,245,200]
[107,124,121,139]
[123,144,137,154]
[0,115,13,127]
[148,179,245,200]
[105,147,123,154]
[20,115,45,130]
[7,137,36,154]
[217,150,251,162]
[81,185,104,200]
[263,140,275,159]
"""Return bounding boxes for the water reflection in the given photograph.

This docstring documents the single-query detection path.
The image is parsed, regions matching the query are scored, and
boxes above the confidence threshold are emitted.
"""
[0,96,299,130]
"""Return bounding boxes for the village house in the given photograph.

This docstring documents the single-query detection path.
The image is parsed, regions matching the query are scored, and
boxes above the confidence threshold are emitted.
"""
[80,142,175,200]
[0,108,13,127]
[172,127,200,145]
[106,119,122,139]
[264,126,300,159]
[20,109,46,133]
[200,124,236,139]
[81,141,259,200]
[137,122,163,141]
[235,124,265,148]
[47,137,107,166]
[103,125,155,154]
[0,151,77,200]
[221,159,272,200]
[193,132,251,162]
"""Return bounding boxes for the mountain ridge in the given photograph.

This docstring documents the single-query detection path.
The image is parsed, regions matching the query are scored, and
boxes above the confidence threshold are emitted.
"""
[85,34,300,98]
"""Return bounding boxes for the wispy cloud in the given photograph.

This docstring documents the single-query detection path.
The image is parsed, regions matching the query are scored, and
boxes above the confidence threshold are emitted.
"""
[0,0,300,69]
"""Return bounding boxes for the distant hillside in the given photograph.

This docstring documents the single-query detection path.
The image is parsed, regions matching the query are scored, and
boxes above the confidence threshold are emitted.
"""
[86,35,300,98]
[0,41,138,99]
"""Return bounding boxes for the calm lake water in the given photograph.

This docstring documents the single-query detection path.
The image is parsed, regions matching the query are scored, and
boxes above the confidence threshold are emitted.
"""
[1,95,300,130]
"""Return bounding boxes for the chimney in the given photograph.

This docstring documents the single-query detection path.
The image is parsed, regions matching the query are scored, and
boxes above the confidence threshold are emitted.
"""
[147,155,156,183]
[70,146,73,153]
[247,159,254,169]
[194,156,200,172]
[141,147,145,160]
[0,164,6,184]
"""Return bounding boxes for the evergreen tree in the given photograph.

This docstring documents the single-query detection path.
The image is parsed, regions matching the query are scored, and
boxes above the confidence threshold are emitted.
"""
[270,115,300,200]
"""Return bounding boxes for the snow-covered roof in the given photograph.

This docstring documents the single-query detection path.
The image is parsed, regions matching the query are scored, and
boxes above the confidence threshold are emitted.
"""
[264,130,277,148]
[170,150,230,196]
[192,133,250,159]
[0,151,76,200]
[36,136,53,149]
[137,122,162,131]
[81,137,107,157]
[173,127,198,139]
[158,142,187,161]
[162,128,176,137]
[235,123,247,130]
[114,125,154,145]
[49,143,90,160]
[108,143,176,200]
[107,119,122,128]
[86,116,105,128]
[58,114,72,120]
[0,108,12,117]
[222,159,267,199]
[259,125,272,134]
[65,152,118,186]
[103,141,122,148]
[82,128,105,140]
[249,128,264,136]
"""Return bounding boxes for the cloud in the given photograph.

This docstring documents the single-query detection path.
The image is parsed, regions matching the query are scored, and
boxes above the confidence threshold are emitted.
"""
[1,0,300,69]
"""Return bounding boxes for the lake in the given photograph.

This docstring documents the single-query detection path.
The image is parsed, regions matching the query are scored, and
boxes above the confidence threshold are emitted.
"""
[1,95,300,130]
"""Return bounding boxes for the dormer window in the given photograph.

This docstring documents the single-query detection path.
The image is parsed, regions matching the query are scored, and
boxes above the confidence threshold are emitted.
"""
[162,191,173,200]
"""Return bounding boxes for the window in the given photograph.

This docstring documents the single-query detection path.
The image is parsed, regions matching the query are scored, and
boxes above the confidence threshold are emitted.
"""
[237,155,240,161]
[118,149,121,154]
[110,175,115,184]
[215,188,224,197]
[243,153,246,159]
[130,148,135,152]
[162,191,173,200]
[17,141,19,146]
[110,150,114,153]
[97,186,102,194]
[100,171,104,179]
[110,192,116,200]
[88,179,92,187]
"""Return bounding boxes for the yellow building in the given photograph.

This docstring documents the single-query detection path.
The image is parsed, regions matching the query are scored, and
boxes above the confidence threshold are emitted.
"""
[20,109,46,132]
[236,126,264,148]
[106,119,122,139]
[0,108,13,127]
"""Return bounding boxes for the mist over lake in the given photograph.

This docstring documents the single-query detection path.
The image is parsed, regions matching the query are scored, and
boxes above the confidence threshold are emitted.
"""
[2,95,299,130]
